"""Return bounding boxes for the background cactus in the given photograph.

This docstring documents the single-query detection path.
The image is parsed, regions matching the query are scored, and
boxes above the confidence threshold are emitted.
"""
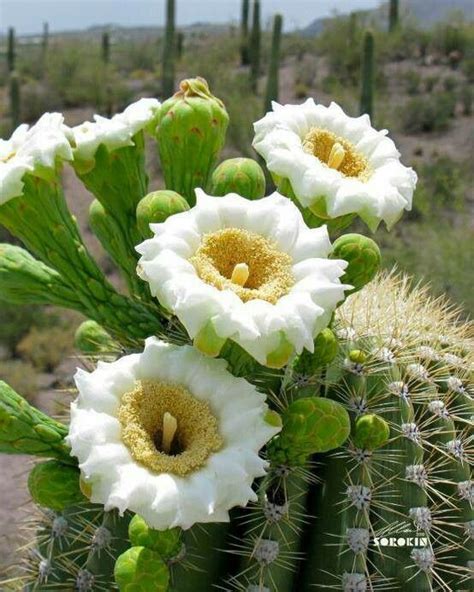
[240,0,250,66]
[162,0,176,98]
[263,14,283,113]
[7,27,16,72]
[389,0,400,33]
[9,70,20,133]
[360,30,375,119]
[249,0,261,93]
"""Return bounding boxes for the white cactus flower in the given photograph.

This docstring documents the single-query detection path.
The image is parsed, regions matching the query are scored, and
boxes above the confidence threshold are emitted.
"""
[0,113,72,205]
[67,337,280,530]
[136,190,350,367]
[68,98,161,162]
[253,100,417,231]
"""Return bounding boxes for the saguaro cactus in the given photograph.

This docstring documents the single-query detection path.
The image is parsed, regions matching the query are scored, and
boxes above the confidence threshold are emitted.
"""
[9,70,20,132]
[389,0,399,32]
[264,13,283,113]
[162,0,176,97]
[249,0,261,93]
[240,0,250,66]
[360,30,375,119]
[7,27,16,73]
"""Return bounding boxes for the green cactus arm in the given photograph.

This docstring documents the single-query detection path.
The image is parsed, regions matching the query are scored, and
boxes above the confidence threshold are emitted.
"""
[0,381,72,462]
[89,198,148,298]
[209,158,266,200]
[0,243,83,308]
[0,175,163,344]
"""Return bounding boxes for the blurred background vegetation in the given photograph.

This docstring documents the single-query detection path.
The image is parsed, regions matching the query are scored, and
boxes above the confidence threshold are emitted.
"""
[0,0,473,408]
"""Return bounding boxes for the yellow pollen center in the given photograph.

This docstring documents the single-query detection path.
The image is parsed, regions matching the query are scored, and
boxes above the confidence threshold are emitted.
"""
[189,228,294,304]
[302,127,372,181]
[118,380,222,476]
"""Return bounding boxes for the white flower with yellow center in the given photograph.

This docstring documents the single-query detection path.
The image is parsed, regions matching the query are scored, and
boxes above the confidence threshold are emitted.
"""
[0,113,73,205]
[67,98,161,163]
[136,190,349,368]
[253,100,417,231]
[67,337,280,530]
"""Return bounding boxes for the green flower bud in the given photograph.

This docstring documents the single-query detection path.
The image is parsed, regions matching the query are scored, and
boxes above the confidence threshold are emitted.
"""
[74,320,118,355]
[330,233,381,293]
[156,77,229,206]
[348,349,367,364]
[114,546,170,591]
[268,397,350,465]
[128,515,182,560]
[193,320,227,358]
[209,158,266,200]
[294,328,339,376]
[353,414,390,450]
[28,460,85,511]
[136,190,189,239]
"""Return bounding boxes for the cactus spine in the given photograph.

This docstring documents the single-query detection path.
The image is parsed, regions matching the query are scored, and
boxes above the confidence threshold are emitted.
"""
[162,0,176,97]
[7,26,15,72]
[249,0,261,93]
[240,0,250,66]
[359,30,375,119]
[264,14,283,113]
[389,0,399,32]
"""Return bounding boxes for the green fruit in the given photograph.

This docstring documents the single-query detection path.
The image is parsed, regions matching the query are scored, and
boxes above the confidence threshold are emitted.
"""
[331,233,381,293]
[209,158,265,200]
[114,546,170,591]
[156,77,229,205]
[136,190,189,239]
[128,515,182,560]
[353,413,390,450]
[28,460,85,511]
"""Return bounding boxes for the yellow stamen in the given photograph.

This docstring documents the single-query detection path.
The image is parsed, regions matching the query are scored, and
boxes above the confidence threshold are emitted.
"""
[327,142,345,170]
[119,380,222,476]
[1,151,16,163]
[161,412,178,454]
[302,127,372,181]
[231,262,250,287]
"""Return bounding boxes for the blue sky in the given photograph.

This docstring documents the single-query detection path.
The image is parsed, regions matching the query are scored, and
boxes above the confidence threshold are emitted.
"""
[1,0,382,35]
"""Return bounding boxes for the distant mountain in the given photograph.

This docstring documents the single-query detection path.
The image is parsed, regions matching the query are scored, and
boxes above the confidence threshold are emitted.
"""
[303,0,473,36]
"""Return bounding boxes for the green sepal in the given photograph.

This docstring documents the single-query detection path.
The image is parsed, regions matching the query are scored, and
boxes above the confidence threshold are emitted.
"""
[28,459,85,511]
[330,233,381,294]
[266,331,294,369]
[136,190,189,239]
[114,546,170,591]
[156,77,229,205]
[193,320,227,357]
[0,381,72,462]
[128,515,182,560]
[209,158,266,200]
